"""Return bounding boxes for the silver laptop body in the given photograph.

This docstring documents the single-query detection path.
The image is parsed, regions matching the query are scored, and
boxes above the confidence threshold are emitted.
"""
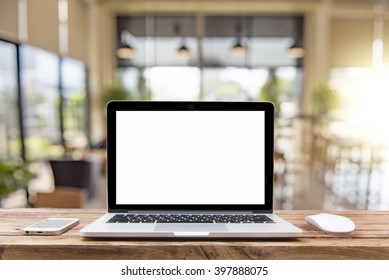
[80,101,302,238]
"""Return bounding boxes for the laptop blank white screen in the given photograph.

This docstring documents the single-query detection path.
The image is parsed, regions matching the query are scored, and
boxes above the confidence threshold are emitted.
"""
[116,111,265,205]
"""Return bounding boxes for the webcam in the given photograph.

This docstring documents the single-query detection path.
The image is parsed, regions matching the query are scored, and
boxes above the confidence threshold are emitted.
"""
[188,103,194,110]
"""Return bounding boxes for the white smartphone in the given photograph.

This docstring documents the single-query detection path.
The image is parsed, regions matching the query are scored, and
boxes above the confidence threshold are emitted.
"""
[23,218,79,235]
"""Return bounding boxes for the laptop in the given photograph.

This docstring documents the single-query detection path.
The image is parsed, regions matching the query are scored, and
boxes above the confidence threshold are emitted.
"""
[80,101,302,238]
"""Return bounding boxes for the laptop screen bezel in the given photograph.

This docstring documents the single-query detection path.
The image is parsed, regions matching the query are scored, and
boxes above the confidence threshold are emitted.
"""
[106,101,274,213]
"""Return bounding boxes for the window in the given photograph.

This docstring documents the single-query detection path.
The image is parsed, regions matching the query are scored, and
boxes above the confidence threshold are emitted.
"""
[116,15,304,115]
[0,40,20,158]
[0,40,89,161]
[61,57,88,150]
[21,45,62,159]
[329,67,389,143]
[117,16,200,101]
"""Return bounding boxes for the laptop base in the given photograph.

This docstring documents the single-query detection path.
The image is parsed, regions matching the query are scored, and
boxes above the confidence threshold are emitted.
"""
[80,213,302,238]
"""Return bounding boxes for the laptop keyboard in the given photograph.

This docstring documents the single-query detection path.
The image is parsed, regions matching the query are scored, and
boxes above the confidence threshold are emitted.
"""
[107,214,275,224]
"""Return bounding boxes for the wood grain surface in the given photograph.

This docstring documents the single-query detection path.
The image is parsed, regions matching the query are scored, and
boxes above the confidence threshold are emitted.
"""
[1,209,389,260]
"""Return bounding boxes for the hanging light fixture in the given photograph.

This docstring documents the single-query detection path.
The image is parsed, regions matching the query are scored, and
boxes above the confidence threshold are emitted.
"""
[231,17,246,56]
[117,43,135,59]
[231,40,246,56]
[117,30,135,59]
[175,22,191,58]
[287,40,305,59]
[287,17,305,59]
[177,42,191,57]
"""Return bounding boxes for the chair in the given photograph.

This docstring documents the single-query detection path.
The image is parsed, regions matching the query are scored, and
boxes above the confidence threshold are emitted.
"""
[49,157,102,199]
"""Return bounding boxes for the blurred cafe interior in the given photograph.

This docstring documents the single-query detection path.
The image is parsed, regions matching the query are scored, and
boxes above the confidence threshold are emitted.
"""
[1,0,389,210]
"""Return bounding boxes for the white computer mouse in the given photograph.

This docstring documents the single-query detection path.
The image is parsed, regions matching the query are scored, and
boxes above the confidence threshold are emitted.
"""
[305,213,355,234]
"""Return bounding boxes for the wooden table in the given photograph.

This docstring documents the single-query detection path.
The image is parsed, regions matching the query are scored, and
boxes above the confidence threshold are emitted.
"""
[1,209,389,260]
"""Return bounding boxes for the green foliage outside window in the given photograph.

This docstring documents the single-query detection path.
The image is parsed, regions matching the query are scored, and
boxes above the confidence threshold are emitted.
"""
[102,84,132,107]
[0,159,34,198]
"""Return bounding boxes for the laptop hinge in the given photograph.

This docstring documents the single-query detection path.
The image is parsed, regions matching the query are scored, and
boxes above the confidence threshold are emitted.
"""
[252,210,272,214]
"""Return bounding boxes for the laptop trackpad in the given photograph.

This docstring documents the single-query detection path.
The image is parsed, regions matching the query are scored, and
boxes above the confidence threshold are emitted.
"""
[155,224,227,233]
